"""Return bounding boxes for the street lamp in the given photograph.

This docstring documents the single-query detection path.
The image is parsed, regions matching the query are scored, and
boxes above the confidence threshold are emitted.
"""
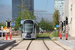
[22,0,24,20]
[54,27,56,37]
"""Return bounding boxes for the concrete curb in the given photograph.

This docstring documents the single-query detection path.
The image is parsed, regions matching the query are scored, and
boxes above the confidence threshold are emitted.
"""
[0,40,16,50]
[58,39,75,50]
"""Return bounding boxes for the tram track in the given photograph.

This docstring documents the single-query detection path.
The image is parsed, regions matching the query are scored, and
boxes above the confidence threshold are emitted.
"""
[37,37,66,50]
[26,40,33,50]
[8,37,67,50]
[42,39,50,50]
[50,38,66,50]
[26,38,50,50]
[49,37,66,50]
[9,40,23,50]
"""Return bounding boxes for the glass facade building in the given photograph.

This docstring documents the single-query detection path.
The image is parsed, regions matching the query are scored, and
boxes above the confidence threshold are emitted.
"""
[12,0,34,21]
[54,0,65,21]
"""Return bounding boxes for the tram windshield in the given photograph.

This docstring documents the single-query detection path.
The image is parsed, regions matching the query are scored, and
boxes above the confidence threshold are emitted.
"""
[24,23,33,33]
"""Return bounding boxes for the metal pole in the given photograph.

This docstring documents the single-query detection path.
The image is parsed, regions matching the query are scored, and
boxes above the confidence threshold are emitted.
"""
[10,26,11,40]
[1,27,3,39]
[6,22,8,40]
[22,0,24,20]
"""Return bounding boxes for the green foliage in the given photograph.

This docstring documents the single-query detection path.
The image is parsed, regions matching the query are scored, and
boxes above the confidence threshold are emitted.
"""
[38,17,53,31]
[53,10,59,29]
[50,31,59,38]
[37,33,50,38]
[15,3,36,30]
[0,22,5,30]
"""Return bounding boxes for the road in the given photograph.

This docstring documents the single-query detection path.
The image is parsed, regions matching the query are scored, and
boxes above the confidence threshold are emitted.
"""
[5,39,73,50]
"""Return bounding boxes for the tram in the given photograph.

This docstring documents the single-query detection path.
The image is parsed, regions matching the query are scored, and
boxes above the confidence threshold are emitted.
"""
[21,20,37,39]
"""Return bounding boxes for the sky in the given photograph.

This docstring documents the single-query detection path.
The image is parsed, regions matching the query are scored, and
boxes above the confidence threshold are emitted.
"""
[34,0,54,13]
[0,0,54,22]
[0,0,12,22]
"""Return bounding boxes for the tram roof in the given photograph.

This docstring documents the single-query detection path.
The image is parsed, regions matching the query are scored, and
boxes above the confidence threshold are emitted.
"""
[21,19,37,25]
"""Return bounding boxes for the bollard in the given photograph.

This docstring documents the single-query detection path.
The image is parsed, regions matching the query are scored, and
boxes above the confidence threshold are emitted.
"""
[6,34,7,40]
[66,33,68,40]
[10,33,11,40]
[10,27,11,40]
[60,33,62,39]
[59,33,60,37]
[66,25,68,40]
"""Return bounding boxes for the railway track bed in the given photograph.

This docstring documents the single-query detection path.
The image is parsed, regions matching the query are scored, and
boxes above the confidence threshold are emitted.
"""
[6,38,72,50]
[26,38,67,50]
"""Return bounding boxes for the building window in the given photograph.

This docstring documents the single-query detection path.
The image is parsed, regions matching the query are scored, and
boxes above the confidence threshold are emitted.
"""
[60,6,61,7]
[71,4,73,16]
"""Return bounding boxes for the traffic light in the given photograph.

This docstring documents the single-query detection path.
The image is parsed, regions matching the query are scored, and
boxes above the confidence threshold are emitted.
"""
[61,22,63,27]
[61,22,63,30]
[7,22,10,27]
[64,21,66,26]
[66,17,68,25]
[6,21,11,28]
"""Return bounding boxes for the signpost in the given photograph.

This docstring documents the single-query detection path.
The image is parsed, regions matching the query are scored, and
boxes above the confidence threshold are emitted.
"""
[12,23,15,26]
[21,20,25,24]
[1,26,3,39]
[56,25,59,28]
[54,27,56,37]
[19,28,21,30]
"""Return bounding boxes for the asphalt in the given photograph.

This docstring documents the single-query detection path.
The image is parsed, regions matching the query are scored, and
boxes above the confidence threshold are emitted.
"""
[0,40,16,50]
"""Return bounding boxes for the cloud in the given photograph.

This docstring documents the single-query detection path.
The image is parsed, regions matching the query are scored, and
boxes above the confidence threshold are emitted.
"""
[0,5,12,22]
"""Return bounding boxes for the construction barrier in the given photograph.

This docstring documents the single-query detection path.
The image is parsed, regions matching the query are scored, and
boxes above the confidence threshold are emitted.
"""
[60,33,62,39]
[10,27,11,40]
[66,25,68,40]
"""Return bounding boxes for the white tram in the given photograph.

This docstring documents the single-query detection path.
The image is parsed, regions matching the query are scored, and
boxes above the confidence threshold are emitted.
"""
[21,20,37,39]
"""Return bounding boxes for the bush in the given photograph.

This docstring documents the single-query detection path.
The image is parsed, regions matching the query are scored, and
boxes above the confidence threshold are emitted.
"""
[50,31,59,38]
[37,33,50,38]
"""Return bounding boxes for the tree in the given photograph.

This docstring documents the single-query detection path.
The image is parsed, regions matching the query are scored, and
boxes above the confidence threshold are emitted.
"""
[38,17,53,31]
[0,22,5,30]
[15,2,36,30]
[53,10,59,29]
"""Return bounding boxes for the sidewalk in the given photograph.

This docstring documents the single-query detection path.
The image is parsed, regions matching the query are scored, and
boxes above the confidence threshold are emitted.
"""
[57,35,75,50]
[0,40,16,50]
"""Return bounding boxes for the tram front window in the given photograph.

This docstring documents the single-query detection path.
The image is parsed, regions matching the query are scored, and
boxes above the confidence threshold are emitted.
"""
[24,23,33,33]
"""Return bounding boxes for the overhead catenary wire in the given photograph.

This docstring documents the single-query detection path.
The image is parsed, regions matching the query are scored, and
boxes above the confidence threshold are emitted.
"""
[45,0,48,11]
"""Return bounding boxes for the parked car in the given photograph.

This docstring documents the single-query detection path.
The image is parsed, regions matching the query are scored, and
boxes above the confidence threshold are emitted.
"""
[0,32,5,37]
[0,30,6,37]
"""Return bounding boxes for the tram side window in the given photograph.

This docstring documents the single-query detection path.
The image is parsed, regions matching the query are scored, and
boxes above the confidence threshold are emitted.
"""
[33,25,35,33]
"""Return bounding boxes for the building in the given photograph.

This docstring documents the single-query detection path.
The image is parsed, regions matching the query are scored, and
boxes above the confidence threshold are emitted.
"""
[54,0,65,21]
[12,0,34,21]
[63,0,75,37]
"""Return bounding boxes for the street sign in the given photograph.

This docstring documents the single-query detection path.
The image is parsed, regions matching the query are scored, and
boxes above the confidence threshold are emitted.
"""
[12,23,15,26]
[54,27,56,30]
[21,20,25,24]
[4,26,6,30]
[19,28,21,30]
[1,26,3,39]
[1,26,3,30]
[56,25,59,28]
